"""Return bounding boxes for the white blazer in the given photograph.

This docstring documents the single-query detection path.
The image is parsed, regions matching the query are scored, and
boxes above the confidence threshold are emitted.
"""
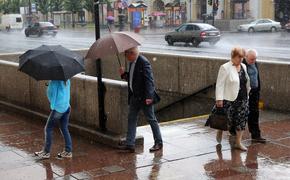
[215,61,251,101]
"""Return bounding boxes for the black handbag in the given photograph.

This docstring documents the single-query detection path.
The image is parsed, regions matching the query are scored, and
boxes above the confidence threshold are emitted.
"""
[205,106,229,131]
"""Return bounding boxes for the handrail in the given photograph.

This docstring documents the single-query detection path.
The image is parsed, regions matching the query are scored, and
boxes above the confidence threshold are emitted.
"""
[156,83,216,113]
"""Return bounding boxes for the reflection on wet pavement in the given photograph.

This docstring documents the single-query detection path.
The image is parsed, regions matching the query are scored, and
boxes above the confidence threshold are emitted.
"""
[0,107,290,179]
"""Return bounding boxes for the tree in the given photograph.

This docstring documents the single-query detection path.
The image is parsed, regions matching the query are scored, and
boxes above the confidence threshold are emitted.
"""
[83,0,112,23]
[64,0,83,28]
[36,0,50,21]
[275,0,290,24]
[50,0,63,12]
[0,0,22,14]
[0,1,4,13]
[83,0,94,16]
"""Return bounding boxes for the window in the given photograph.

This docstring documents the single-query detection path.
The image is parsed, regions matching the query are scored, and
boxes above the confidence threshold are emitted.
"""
[178,25,186,32]
[33,23,40,27]
[186,25,194,31]
[257,20,264,24]
[16,17,22,23]
[193,25,200,30]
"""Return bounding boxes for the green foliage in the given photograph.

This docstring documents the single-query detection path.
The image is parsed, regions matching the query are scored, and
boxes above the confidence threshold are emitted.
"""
[50,0,63,12]
[64,0,83,13]
[0,0,22,14]
[83,0,93,14]
[36,0,50,15]
[83,0,112,15]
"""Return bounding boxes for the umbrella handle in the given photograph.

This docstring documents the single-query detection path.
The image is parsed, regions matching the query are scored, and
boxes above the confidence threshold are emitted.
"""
[124,54,127,71]
[116,53,121,67]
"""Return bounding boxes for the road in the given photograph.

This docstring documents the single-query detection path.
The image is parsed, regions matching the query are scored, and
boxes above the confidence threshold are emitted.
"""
[0,28,290,63]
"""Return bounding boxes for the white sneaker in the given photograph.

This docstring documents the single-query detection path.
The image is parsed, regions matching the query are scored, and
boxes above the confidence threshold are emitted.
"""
[57,151,72,158]
[34,150,50,159]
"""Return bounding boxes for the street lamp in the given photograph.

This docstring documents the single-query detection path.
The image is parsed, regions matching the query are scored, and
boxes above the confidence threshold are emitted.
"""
[189,0,192,22]
[94,0,107,132]
[28,0,32,25]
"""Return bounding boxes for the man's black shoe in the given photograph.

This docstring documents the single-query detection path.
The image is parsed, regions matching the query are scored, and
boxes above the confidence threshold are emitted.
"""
[118,145,135,153]
[149,143,163,152]
[252,137,267,143]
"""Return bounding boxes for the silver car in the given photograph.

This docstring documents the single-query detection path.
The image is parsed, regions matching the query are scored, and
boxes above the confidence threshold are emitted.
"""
[238,19,281,33]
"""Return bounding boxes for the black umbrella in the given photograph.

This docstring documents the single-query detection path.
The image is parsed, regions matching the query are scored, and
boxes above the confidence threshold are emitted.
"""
[19,45,84,81]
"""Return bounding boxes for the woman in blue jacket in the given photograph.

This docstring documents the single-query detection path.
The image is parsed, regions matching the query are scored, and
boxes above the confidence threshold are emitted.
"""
[35,80,72,159]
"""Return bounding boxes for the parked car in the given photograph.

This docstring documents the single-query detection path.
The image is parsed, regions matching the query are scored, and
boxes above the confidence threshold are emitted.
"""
[285,21,290,32]
[165,23,221,47]
[25,22,58,37]
[238,19,281,33]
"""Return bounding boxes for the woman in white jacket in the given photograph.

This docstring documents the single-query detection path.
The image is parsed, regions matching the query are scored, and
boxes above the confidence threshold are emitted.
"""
[215,47,251,151]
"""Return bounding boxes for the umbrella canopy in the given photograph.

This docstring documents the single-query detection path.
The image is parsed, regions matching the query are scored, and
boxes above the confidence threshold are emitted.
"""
[86,31,143,61]
[106,16,115,21]
[19,45,84,81]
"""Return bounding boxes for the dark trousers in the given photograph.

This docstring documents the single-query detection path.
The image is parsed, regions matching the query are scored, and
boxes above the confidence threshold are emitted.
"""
[126,96,163,146]
[248,88,261,138]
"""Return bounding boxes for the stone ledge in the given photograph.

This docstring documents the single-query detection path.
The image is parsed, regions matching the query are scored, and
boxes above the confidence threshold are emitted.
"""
[0,100,144,148]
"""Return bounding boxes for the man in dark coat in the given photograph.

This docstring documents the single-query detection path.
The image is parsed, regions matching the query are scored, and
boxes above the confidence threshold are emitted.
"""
[119,47,163,152]
[243,49,266,143]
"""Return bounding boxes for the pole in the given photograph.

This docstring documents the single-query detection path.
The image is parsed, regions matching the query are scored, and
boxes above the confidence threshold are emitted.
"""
[189,0,192,22]
[212,0,216,26]
[212,10,215,26]
[28,0,32,25]
[101,0,104,26]
[94,0,107,132]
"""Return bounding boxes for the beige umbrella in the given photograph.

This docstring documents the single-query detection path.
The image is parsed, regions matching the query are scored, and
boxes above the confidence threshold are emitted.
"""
[86,31,143,66]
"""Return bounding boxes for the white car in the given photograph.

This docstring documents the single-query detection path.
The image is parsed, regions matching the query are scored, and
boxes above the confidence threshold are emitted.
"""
[238,19,281,33]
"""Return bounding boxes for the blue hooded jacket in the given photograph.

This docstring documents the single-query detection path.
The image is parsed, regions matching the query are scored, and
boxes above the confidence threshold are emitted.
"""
[47,80,70,113]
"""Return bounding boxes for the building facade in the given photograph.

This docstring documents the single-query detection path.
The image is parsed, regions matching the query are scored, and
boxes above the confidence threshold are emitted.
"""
[217,0,274,20]
[82,0,277,27]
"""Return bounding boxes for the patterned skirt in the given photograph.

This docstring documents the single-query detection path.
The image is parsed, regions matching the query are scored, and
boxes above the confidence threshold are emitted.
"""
[223,98,249,131]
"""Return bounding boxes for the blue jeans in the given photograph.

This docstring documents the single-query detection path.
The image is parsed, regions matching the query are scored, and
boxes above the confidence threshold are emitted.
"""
[44,107,72,153]
[126,97,163,146]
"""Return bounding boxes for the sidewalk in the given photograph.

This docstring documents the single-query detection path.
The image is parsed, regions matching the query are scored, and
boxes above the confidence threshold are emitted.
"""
[59,25,237,36]
[1,105,290,179]
[60,26,177,36]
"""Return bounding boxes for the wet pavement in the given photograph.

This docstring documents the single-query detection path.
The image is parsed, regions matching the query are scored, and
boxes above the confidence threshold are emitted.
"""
[1,106,290,180]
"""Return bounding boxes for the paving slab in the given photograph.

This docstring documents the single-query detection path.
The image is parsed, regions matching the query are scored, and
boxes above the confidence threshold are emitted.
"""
[0,106,290,179]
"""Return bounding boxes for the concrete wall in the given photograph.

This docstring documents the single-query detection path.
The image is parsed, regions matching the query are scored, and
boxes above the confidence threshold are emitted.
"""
[85,52,290,113]
[0,60,129,146]
[1,50,290,114]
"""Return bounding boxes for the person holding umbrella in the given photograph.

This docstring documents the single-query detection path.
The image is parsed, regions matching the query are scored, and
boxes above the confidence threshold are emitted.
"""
[19,45,85,159]
[118,46,163,153]
[34,80,72,159]
[86,32,158,152]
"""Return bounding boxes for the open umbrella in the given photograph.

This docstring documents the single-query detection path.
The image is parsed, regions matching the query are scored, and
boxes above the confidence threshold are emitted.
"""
[85,31,143,66]
[19,45,84,81]
[106,16,115,21]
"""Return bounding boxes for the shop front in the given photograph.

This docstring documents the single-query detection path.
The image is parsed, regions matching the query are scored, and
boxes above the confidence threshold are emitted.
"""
[128,2,148,30]
[165,2,182,26]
